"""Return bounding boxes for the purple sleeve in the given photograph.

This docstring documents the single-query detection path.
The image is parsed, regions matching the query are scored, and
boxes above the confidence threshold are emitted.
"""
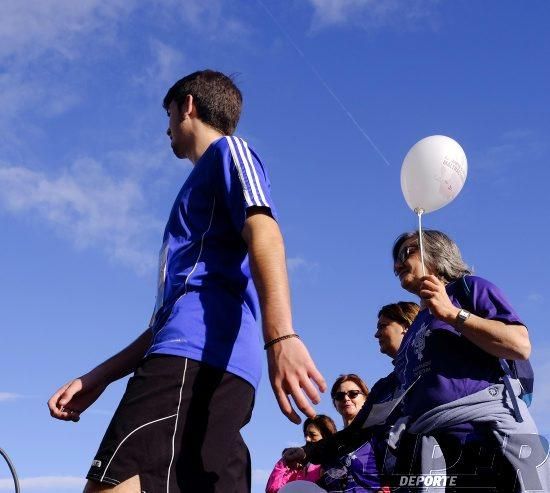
[219,136,278,233]
[466,276,524,326]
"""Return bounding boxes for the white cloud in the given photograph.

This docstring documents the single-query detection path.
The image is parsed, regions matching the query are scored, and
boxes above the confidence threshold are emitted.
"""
[0,0,137,146]
[252,468,271,486]
[472,129,548,196]
[0,0,136,64]
[306,0,440,30]
[287,256,319,273]
[527,293,544,304]
[0,0,252,278]
[133,39,187,93]
[476,130,547,171]
[0,476,85,490]
[0,159,161,275]
[287,257,307,272]
[0,392,22,402]
[163,0,250,40]
[150,39,186,86]
[0,71,80,129]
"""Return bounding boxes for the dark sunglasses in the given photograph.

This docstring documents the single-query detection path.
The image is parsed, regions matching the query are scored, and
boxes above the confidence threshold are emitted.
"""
[332,390,364,402]
[395,245,418,265]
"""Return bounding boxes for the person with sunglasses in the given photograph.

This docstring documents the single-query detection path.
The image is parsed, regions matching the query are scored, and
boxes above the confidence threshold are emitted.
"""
[389,230,547,491]
[331,374,370,427]
[316,374,389,492]
[283,303,421,492]
[317,303,420,492]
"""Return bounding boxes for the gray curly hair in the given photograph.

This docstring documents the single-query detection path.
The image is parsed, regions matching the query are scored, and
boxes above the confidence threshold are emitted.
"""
[392,230,473,283]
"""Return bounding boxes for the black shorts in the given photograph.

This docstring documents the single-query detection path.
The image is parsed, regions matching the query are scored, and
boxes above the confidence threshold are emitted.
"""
[86,355,255,492]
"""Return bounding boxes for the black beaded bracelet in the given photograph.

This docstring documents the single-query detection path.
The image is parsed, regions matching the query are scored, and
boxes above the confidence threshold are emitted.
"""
[264,333,300,350]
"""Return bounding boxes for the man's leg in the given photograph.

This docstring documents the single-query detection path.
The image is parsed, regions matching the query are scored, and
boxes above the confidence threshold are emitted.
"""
[83,475,140,493]
[174,363,255,492]
[86,356,190,492]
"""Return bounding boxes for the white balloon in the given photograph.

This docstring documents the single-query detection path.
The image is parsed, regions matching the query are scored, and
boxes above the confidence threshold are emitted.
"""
[401,135,468,214]
[279,480,326,492]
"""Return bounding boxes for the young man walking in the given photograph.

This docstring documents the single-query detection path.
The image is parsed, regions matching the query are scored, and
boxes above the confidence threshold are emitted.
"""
[48,70,326,493]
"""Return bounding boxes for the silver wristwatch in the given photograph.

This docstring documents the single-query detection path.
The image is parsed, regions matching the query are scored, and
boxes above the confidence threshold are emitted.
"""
[456,308,471,326]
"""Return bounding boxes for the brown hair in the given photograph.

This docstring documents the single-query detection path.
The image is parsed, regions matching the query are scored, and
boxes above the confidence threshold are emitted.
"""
[378,301,420,328]
[331,374,369,401]
[303,414,337,439]
[163,70,242,135]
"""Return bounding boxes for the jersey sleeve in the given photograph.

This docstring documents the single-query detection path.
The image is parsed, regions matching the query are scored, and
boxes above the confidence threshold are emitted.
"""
[218,136,278,232]
[466,276,524,326]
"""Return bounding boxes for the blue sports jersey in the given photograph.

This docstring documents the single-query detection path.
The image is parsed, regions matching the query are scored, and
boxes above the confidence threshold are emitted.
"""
[145,136,277,389]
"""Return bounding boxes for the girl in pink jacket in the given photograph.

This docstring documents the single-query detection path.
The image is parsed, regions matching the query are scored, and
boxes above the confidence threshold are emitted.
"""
[266,415,337,493]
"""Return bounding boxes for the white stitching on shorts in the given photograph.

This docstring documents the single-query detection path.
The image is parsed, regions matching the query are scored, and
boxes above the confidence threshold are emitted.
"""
[166,358,188,493]
[100,475,120,485]
[100,413,178,482]
[88,473,119,485]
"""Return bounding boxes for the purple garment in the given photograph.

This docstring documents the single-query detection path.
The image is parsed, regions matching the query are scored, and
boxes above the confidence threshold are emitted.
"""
[393,276,524,436]
[320,439,383,492]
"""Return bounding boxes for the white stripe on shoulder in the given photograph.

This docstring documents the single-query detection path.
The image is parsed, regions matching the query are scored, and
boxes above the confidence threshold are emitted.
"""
[242,139,269,207]
[233,137,264,207]
[226,136,254,206]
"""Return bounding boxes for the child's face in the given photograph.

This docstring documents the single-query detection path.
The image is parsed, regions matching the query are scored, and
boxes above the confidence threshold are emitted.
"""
[304,424,322,443]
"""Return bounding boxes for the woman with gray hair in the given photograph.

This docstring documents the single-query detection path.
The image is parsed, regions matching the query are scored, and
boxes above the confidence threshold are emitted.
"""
[390,229,546,492]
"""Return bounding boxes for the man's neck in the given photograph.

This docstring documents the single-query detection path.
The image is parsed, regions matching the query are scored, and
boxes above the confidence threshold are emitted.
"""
[188,122,224,164]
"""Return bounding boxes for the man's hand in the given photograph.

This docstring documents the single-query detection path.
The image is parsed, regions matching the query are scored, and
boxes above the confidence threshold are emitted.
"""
[267,336,326,424]
[419,275,458,323]
[47,329,152,422]
[242,211,326,423]
[48,373,107,422]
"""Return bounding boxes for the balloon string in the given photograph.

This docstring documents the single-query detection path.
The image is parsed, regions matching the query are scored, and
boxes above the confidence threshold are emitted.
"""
[416,208,426,276]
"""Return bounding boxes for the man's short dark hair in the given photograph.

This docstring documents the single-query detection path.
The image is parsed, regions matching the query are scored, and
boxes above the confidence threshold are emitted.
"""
[163,70,242,135]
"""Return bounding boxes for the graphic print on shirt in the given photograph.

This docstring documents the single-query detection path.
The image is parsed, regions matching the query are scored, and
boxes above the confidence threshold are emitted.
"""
[412,321,431,361]
[153,239,169,322]
[394,313,434,393]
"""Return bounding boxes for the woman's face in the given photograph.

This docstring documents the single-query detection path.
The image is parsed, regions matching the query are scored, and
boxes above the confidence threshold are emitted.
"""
[304,424,323,443]
[393,238,429,294]
[333,380,367,424]
[375,315,407,358]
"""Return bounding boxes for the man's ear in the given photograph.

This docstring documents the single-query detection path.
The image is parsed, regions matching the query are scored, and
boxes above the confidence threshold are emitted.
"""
[181,94,195,120]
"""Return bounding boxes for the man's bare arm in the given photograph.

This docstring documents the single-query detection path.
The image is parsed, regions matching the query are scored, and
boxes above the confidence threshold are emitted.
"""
[48,329,152,421]
[242,209,326,423]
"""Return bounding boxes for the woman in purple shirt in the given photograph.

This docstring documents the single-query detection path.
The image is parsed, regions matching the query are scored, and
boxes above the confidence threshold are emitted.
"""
[391,229,531,492]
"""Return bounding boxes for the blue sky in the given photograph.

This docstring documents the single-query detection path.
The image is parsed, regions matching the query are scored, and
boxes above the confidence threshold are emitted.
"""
[1,1,549,491]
